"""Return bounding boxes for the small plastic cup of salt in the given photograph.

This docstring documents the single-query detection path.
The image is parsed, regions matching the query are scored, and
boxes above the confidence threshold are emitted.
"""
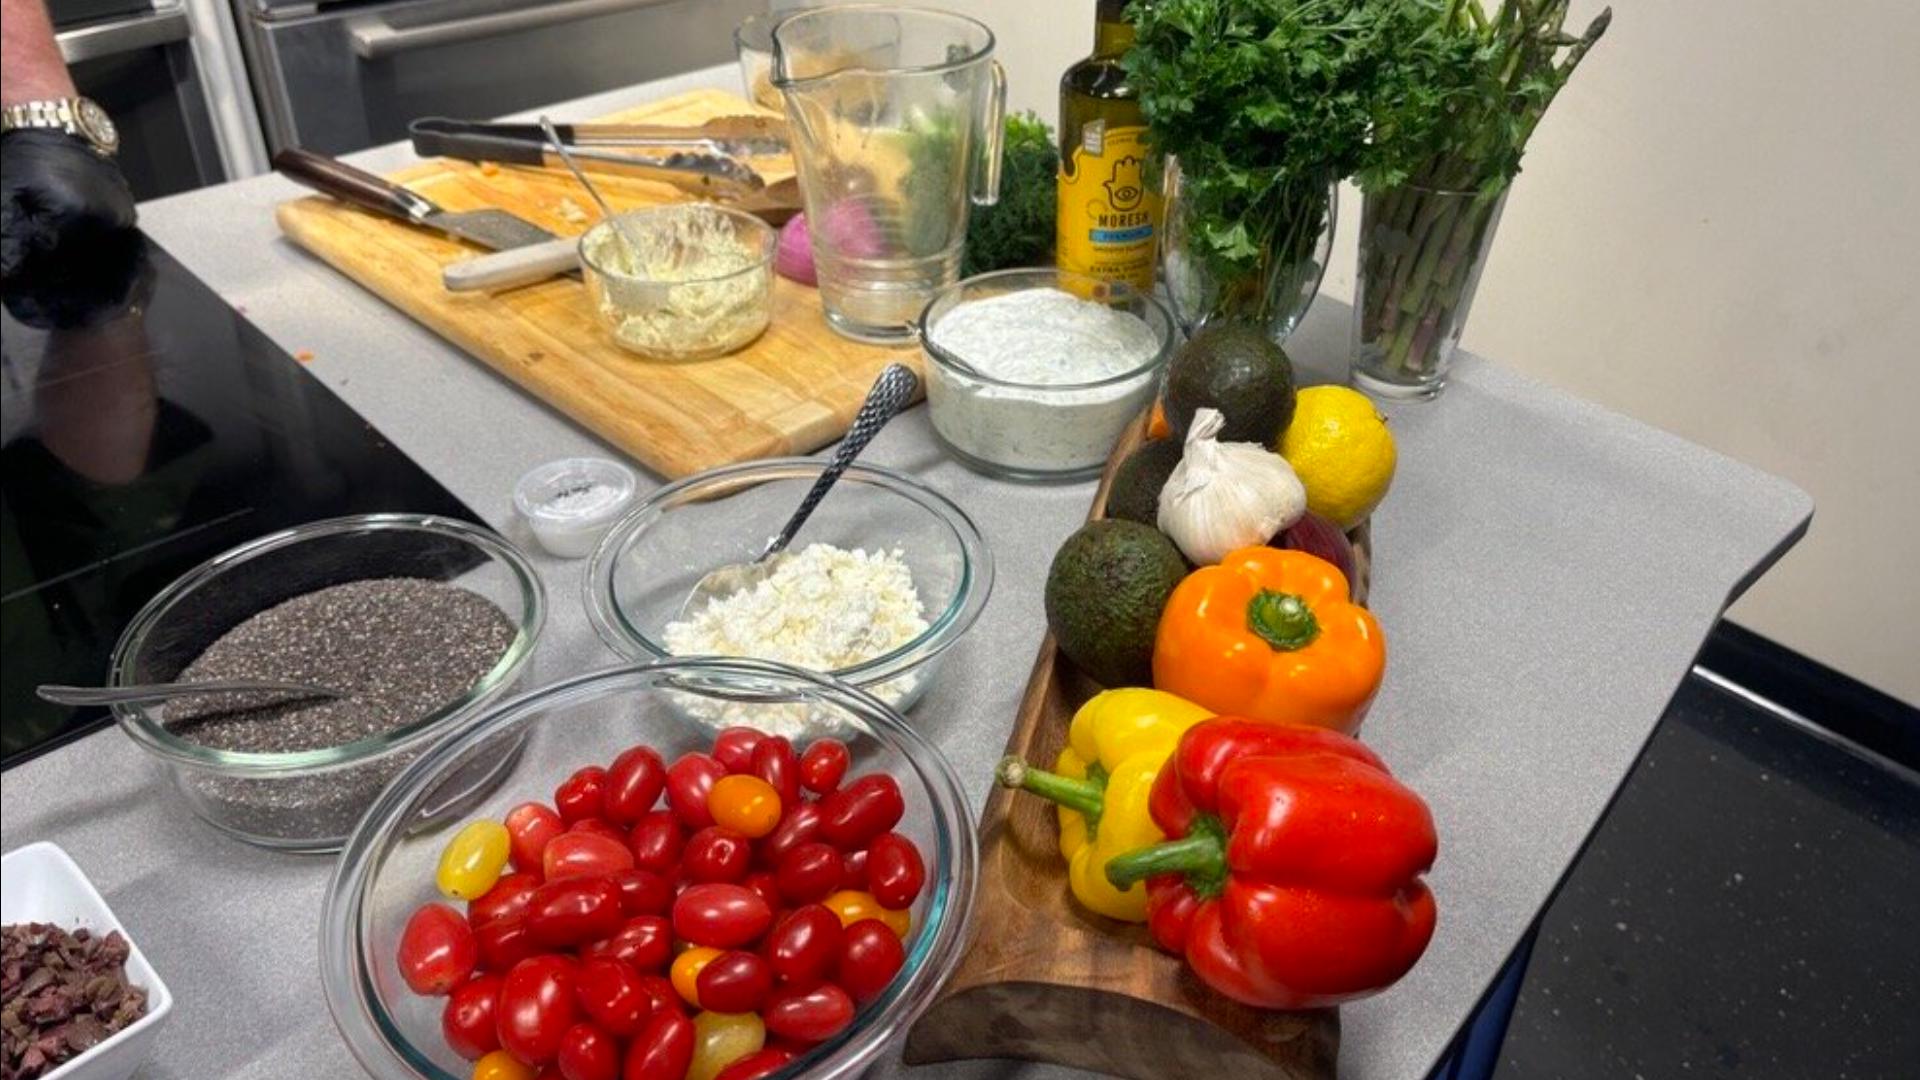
[513,457,638,559]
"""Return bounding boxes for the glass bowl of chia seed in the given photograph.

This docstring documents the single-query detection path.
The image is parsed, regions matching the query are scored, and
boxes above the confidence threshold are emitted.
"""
[107,514,546,853]
[584,459,992,734]
[321,658,978,1080]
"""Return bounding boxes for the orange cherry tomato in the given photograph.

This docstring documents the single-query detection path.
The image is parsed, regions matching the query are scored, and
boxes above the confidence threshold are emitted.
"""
[670,945,723,1007]
[471,1049,538,1080]
[822,890,910,938]
[707,775,782,839]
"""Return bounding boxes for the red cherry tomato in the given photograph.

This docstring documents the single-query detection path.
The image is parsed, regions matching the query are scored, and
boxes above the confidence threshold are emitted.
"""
[505,803,567,874]
[762,982,854,1043]
[622,1010,694,1080]
[836,918,906,1004]
[755,801,822,870]
[817,775,904,850]
[573,957,650,1038]
[741,871,782,919]
[581,915,673,973]
[543,831,635,883]
[713,1048,797,1080]
[626,811,685,876]
[441,973,503,1060]
[711,727,766,775]
[774,843,843,906]
[839,848,870,892]
[610,868,672,917]
[865,832,926,910]
[524,877,625,950]
[568,818,629,845]
[556,1022,619,1080]
[397,902,477,996]
[498,955,578,1065]
[749,736,801,807]
[604,745,668,826]
[474,915,538,974]
[555,766,610,825]
[798,739,849,795]
[682,826,751,884]
[763,905,842,989]
[665,753,725,830]
[671,883,772,949]
[693,950,773,1013]
[469,872,542,929]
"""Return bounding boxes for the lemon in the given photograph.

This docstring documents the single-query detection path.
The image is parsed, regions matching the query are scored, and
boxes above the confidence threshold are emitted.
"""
[1277,386,1396,529]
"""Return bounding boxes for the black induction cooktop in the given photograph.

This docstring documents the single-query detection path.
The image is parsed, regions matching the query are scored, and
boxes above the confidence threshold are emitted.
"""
[1,236,476,767]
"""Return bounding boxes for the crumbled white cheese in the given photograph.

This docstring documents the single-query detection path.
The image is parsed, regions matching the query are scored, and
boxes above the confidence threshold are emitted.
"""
[662,543,929,735]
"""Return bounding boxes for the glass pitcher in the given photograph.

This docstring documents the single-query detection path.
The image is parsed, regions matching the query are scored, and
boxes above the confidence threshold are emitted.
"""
[773,6,1006,344]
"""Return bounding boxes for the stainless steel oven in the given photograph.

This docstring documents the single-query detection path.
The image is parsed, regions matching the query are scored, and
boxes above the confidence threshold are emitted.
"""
[236,0,767,157]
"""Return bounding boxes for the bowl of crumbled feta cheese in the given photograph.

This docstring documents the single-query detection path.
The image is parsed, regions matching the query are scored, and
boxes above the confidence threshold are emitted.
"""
[918,268,1175,481]
[585,459,993,735]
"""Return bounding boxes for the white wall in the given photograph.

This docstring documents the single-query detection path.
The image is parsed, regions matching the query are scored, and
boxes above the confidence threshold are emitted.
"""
[946,0,1920,703]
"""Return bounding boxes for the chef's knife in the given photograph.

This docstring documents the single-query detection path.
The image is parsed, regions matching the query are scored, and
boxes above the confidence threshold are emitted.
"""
[274,147,559,253]
[409,119,766,201]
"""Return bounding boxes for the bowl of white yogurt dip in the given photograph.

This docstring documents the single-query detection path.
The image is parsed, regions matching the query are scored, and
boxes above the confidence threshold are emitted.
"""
[584,459,993,735]
[917,268,1175,481]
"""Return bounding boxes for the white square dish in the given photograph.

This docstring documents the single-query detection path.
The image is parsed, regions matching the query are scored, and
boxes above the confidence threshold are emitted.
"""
[0,842,173,1080]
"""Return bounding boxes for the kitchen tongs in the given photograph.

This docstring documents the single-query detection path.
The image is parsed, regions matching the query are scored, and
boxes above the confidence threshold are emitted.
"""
[410,117,784,201]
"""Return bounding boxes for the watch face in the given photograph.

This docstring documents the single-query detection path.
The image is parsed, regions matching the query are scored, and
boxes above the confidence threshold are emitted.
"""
[75,98,118,153]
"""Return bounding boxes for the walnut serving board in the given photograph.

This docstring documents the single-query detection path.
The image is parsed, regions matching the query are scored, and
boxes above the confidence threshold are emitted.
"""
[274,89,914,480]
[903,416,1363,1080]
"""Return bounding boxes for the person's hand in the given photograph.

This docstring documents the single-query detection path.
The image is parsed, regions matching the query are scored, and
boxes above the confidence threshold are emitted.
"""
[1,129,136,282]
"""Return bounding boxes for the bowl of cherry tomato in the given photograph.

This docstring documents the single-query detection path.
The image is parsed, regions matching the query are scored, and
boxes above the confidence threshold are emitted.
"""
[320,658,977,1080]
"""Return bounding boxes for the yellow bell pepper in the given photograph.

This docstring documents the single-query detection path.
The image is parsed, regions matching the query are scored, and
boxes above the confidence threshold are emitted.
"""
[994,688,1212,921]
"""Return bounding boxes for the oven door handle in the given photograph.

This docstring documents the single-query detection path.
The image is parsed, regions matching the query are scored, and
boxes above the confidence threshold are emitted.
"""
[349,0,675,60]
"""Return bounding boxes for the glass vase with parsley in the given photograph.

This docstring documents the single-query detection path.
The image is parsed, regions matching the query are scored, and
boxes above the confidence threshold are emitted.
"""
[1351,0,1611,400]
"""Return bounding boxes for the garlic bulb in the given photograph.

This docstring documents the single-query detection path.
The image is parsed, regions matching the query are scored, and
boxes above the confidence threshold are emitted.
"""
[1157,407,1308,565]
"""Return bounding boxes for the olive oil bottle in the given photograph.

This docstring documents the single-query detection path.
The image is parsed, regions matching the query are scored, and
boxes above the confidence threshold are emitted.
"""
[1056,0,1160,292]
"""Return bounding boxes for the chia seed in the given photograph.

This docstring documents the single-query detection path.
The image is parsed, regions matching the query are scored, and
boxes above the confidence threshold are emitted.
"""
[162,578,518,845]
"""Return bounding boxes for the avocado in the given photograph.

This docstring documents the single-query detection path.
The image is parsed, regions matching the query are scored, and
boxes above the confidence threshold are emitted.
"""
[1044,520,1188,687]
[1163,320,1297,443]
[1104,438,1183,526]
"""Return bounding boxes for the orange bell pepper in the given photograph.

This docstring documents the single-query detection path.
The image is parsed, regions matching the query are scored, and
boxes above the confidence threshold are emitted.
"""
[1152,547,1384,734]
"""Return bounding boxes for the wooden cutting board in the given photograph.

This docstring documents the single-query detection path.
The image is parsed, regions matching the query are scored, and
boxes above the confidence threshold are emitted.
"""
[275,89,915,480]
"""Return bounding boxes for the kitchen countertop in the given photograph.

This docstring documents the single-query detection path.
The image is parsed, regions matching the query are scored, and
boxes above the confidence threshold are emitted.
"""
[0,64,1811,1080]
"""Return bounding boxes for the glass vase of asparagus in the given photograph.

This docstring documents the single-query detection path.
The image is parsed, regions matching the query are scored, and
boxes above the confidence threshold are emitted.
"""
[1353,0,1611,399]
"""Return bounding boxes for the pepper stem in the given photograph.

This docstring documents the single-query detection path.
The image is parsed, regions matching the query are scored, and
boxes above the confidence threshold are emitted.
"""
[996,755,1107,826]
[1104,814,1229,898]
[1247,589,1321,651]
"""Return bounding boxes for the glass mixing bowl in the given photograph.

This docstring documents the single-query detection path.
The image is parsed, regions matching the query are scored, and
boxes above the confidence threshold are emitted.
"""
[320,659,980,1080]
[108,514,545,852]
[585,459,991,725]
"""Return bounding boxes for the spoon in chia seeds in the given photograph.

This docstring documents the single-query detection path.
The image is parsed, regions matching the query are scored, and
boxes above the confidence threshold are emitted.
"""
[677,363,921,619]
[37,680,348,708]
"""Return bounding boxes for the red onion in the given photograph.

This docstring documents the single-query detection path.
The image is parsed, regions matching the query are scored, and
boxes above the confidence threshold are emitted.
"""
[1275,512,1356,590]
[776,213,816,285]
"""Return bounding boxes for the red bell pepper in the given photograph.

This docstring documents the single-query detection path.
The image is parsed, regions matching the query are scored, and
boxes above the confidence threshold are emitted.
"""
[1104,717,1438,1010]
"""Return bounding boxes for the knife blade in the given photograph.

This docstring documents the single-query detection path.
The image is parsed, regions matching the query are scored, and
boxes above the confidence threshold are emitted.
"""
[274,147,561,253]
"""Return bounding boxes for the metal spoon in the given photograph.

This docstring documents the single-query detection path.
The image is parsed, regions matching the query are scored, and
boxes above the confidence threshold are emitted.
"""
[677,363,921,619]
[538,114,647,259]
[37,680,348,708]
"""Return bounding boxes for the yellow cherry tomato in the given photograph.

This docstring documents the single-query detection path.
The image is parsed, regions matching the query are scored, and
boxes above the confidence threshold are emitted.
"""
[823,890,910,937]
[689,1011,766,1080]
[707,775,782,839]
[471,1049,538,1080]
[436,820,510,900]
[671,945,724,1007]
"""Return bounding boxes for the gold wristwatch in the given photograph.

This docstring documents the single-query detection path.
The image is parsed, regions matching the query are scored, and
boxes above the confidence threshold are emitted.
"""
[1,97,119,156]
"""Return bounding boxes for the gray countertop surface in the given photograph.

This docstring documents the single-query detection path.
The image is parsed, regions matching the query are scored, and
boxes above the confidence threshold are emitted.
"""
[0,65,1812,1080]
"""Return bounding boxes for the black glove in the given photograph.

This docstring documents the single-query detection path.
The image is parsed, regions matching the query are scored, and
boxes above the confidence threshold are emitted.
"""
[1,129,137,283]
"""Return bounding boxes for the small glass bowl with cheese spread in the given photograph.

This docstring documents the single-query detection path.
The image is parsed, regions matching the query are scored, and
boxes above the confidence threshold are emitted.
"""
[918,268,1175,481]
[584,458,992,731]
[579,204,776,361]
